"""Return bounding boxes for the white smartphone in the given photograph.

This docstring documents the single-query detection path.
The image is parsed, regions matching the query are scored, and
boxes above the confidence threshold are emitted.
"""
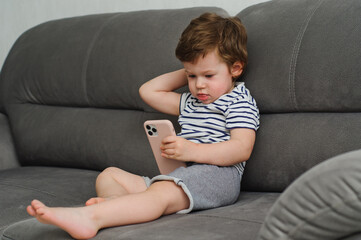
[144,120,186,175]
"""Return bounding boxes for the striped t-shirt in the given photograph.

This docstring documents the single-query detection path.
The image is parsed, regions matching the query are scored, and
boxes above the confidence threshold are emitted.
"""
[177,82,260,174]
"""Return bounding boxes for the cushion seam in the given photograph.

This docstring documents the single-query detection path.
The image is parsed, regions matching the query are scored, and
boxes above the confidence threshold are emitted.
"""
[0,182,57,197]
[288,0,325,111]
[81,13,123,106]
[195,214,263,224]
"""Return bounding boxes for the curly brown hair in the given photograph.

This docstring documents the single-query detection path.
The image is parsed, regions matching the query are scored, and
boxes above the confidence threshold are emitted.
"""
[175,12,248,71]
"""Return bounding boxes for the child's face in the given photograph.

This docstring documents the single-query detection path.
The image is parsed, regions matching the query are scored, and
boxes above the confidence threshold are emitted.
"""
[183,50,242,104]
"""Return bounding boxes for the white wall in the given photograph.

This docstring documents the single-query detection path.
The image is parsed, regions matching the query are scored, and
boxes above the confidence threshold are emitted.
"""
[0,0,269,71]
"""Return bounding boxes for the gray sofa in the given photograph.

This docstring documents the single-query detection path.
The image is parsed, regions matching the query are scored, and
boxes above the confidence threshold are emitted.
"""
[1,0,361,239]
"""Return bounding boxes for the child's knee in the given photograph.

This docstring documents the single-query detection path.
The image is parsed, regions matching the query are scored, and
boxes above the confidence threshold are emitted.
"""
[96,167,119,184]
[149,181,190,214]
[96,167,147,193]
[101,167,119,175]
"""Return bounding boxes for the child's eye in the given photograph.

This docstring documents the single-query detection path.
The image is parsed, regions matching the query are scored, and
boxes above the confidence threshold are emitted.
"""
[188,75,196,78]
[205,75,214,78]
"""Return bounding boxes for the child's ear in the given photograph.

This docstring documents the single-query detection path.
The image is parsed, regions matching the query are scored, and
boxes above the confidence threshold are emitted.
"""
[231,62,244,78]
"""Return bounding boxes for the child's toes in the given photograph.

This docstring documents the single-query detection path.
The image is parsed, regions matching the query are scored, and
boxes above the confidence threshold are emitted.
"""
[85,197,106,206]
[32,199,45,208]
[31,200,47,214]
[85,198,97,206]
[26,205,36,216]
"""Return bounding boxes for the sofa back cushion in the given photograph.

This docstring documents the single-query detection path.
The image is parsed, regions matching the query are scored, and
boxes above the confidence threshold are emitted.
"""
[0,7,227,177]
[237,0,361,191]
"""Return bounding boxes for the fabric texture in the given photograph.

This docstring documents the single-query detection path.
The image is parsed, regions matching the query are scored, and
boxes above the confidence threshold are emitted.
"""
[144,164,241,214]
[178,82,259,174]
[238,0,361,113]
[178,83,260,143]
[2,192,280,240]
[241,112,361,192]
[0,113,19,169]
[237,0,361,192]
[0,167,98,233]
[257,149,361,240]
[0,7,228,172]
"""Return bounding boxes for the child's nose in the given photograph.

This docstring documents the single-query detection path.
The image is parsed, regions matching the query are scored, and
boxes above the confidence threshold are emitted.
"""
[196,78,206,88]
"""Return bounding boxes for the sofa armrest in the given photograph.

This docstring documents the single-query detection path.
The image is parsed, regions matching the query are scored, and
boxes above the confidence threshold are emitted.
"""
[257,149,361,240]
[0,113,19,169]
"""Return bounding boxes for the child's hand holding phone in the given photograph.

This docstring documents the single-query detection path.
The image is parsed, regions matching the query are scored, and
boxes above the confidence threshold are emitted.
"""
[144,120,186,175]
[160,136,196,162]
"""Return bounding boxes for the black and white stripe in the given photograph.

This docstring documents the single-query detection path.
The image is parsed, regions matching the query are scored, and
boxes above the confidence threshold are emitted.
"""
[177,82,260,175]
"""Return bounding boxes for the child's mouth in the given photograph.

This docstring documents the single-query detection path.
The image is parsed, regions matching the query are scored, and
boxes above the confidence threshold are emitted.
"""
[197,94,209,101]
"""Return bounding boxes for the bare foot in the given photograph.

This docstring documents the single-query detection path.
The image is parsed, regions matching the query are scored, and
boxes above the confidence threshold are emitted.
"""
[27,200,99,239]
[85,197,107,206]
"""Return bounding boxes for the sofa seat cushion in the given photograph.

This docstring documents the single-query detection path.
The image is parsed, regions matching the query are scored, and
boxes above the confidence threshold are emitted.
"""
[1,192,280,240]
[0,166,98,235]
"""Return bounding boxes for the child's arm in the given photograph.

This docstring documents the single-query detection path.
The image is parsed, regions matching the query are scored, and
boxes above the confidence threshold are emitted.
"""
[161,128,256,166]
[139,69,188,116]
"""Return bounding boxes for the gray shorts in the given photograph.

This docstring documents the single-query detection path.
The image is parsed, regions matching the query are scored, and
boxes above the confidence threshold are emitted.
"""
[143,164,241,214]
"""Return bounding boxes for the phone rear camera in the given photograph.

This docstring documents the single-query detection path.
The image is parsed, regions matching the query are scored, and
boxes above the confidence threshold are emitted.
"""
[146,124,158,136]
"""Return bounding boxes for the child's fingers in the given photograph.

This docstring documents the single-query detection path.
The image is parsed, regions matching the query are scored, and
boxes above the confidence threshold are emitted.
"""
[161,148,176,156]
[160,141,176,151]
[161,135,177,144]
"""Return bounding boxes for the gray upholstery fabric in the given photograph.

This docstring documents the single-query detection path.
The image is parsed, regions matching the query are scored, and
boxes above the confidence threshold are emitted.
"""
[343,233,361,240]
[2,192,280,240]
[0,7,226,172]
[0,8,228,110]
[257,149,361,240]
[0,113,19,169]
[0,167,97,229]
[7,103,176,176]
[237,0,361,192]
[242,112,361,192]
[238,0,361,113]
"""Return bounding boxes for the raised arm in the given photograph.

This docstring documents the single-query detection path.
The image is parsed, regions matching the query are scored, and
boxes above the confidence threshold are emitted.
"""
[139,69,188,116]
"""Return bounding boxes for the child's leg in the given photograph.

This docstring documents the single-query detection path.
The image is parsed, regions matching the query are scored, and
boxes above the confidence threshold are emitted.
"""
[86,167,147,205]
[27,180,189,240]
